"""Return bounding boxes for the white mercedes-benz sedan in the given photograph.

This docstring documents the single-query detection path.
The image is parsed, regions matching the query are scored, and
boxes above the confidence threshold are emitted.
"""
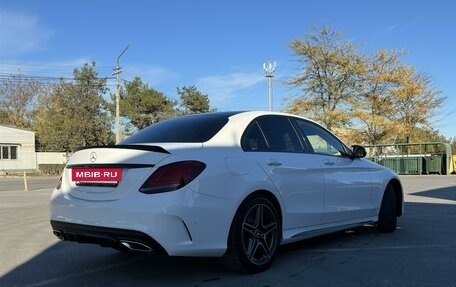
[50,111,403,273]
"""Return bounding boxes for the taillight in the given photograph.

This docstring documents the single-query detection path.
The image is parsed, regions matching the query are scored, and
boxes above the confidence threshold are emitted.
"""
[139,161,206,194]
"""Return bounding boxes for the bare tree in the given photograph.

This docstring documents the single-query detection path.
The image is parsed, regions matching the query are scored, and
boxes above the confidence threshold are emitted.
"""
[0,73,46,128]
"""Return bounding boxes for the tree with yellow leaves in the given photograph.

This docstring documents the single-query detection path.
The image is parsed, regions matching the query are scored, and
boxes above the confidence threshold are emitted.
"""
[285,25,446,146]
[350,49,405,145]
[389,67,445,143]
[285,25,364,131]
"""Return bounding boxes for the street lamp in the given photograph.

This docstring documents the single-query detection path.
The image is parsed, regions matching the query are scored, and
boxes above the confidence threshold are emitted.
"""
[263,61,276,111]
[113,45,129,144]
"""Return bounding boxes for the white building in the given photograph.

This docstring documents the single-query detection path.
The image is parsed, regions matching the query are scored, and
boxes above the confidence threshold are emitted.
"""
[0,125,68,173]
[0,125,37,172]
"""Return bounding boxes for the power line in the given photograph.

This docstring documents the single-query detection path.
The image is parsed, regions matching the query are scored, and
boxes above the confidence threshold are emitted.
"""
[0,73,118,88]
[0,63,114,74]
[0,72,115,81]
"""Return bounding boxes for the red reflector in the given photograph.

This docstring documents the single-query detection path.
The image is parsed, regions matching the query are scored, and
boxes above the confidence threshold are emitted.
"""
[72,168,122,182]
[56,175,62,190]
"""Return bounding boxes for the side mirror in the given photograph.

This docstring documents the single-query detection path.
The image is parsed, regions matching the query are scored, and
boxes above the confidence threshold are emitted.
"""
[351,145,367,159]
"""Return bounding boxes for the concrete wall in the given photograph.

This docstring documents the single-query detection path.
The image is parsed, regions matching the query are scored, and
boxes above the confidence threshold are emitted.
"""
[36,152,69,165]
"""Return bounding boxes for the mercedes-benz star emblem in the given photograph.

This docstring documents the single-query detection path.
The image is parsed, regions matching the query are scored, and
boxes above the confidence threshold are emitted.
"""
[89,152,97,163]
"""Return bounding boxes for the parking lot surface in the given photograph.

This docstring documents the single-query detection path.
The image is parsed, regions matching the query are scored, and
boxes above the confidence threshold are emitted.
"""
[0,175,455,287]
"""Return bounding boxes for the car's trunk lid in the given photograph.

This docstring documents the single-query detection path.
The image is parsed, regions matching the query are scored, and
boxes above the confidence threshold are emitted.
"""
[62,145,171,201]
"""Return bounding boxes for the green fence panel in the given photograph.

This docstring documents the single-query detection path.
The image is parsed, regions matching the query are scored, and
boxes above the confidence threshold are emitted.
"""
[379,158,401,173]
[425,155,443,175]
[367,157,380,164]
[400,157,424,175]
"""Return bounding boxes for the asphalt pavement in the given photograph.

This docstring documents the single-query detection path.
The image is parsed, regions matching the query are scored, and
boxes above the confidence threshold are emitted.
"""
[0,175,455,287]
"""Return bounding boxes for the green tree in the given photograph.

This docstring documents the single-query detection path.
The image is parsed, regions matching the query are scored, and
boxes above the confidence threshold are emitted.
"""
[176,85,210,114]
[0,109,9,124]
[112,77,175,130]
[0,73,46,128]
[411,127,446,143]
[33,62,113,151]
[285,25,365,131]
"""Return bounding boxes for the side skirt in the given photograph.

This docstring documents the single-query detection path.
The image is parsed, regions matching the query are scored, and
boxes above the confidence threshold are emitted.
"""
[281,216,377,245]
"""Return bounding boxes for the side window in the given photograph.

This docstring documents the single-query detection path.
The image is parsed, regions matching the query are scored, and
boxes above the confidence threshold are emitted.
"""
[1,146,9,159]
[241,122,268,152]
[295,120,348,157]
[10,146,17,160]
[0,146,19,160]
[256,116,304,153]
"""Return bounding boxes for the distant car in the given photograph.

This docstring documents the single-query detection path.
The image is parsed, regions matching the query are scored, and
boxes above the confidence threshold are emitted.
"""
[50,111,403,273]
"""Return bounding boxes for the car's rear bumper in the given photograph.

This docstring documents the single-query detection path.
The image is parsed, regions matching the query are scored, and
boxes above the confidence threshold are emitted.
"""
[50,187,237,257]
[50,220,167,254]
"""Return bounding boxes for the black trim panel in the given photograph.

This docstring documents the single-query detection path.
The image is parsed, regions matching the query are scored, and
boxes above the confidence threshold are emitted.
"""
[75,182,119,187]
[50,220,167,255]
[66,163,155,169]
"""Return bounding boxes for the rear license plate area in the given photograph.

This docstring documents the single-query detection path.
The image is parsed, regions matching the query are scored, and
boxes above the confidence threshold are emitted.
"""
[72,168,122,187]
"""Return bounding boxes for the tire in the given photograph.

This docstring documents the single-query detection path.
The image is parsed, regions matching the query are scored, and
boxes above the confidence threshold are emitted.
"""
[222,196,281,273]
[377,183,397,232]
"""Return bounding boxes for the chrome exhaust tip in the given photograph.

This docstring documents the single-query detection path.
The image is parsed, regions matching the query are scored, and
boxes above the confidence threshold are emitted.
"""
[120,240,153,252]
[53,230,63,239]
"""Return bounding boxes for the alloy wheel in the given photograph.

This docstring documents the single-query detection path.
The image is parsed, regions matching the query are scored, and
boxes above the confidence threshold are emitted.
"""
[241,203,279,265]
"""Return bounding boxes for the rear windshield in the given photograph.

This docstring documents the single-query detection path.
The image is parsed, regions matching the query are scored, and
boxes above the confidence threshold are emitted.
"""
[121,113,233,144]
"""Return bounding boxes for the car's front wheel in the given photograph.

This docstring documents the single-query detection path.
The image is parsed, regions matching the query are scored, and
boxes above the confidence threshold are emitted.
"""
[222,196,280,273]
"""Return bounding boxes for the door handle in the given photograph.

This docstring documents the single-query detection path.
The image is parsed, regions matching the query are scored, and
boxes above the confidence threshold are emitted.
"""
[267,160,282,166]
[323,160,335,166]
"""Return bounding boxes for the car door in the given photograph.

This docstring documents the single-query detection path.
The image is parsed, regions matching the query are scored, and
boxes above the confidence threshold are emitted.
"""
[242,116,325,229]
[293,119,375,224]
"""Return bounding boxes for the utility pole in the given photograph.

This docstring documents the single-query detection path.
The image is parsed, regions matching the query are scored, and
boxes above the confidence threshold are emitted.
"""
[113,45,129,144]
[263,61,276,111]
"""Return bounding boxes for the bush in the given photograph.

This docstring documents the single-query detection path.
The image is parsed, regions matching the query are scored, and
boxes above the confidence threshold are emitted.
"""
[39,164,66,175]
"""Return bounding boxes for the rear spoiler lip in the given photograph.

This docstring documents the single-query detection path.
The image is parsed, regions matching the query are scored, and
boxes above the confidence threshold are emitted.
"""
[73,144,170,154]
[66,163,155,169]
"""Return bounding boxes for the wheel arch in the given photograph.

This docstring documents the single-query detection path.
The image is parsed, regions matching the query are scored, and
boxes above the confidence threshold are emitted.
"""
[231,189,283,240]
[388,178,404,217]
[222,189,283,272]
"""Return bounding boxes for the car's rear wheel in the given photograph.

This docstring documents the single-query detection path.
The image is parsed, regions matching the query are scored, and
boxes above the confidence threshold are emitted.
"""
[222,196,280,273]
[377,183,397,232]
